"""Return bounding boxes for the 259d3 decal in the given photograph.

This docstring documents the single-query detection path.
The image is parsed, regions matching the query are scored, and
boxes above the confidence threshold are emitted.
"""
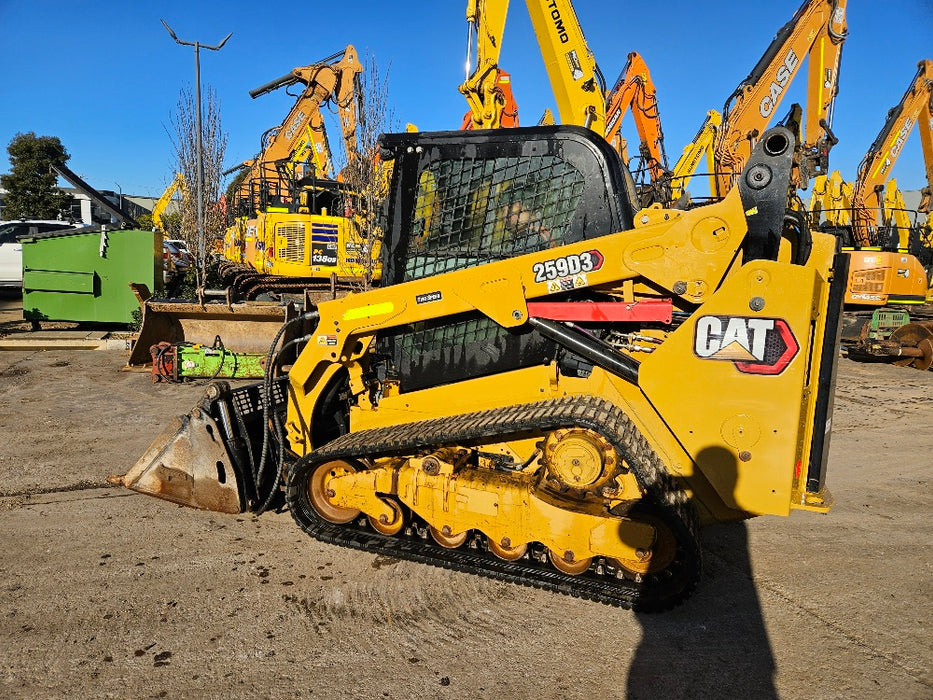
[532,249,604,283]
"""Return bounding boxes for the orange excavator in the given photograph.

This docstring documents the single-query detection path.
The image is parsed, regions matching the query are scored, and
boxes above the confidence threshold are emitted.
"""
[824,59,933,370]
[714,0,847,196]
[604,51,669,189]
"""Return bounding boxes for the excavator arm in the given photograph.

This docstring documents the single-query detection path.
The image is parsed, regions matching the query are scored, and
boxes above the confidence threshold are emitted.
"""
[604,51,668,182]
[715,0,847,195]
[524,0,604,129]
[460,0,606,131]
[244,46,363,186]
[460,0,519,129]
[152,173,187,234]
[851,59,933,245]
[669,110,721,205]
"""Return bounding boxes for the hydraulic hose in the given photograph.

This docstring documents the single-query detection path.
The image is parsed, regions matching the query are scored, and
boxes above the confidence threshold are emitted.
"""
[254,309,319,514]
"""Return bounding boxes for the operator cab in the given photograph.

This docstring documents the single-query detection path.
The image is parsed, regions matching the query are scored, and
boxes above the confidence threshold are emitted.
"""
[374,125,638,392]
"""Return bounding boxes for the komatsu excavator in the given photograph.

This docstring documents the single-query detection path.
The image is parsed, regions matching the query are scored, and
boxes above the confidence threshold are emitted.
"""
[115,120,847,611]
[813,60,933,370]
[126,48,381,374]
[221,46,380,301]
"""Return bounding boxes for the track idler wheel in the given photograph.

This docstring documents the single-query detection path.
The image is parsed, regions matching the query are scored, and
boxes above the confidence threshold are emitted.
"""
[306,460,361,524]
[488,537,528,562]
[429,525,469,549]
[612,509,677,576]
[890,322,933,370]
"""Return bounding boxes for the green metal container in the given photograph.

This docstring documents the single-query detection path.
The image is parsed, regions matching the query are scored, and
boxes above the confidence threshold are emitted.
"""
[21,228,163,324]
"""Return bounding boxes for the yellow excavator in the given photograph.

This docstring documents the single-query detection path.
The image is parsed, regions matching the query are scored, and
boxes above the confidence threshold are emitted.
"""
[116,118,848,610]
[151,173,187,235]
[668,110,722,207]
[459,0,669,207]
[220,46,380,301]
[811,60,933,370]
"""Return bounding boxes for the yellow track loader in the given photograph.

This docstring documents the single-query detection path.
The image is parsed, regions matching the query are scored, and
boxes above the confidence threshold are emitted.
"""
[115,124,847,610]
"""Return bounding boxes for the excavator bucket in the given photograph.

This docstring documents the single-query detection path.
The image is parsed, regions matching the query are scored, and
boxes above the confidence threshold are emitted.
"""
[125,284,301,372]
[111,403,244,513]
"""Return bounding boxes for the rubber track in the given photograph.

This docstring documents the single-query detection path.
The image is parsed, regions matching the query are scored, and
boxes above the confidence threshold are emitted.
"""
[286,395,702,611]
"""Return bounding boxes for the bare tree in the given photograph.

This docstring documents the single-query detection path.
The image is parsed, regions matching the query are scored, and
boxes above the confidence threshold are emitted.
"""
[335,53,397,289]
[169,85,228,290]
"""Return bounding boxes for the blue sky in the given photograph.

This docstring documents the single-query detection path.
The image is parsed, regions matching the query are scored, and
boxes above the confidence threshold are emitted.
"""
[0,0,930,199]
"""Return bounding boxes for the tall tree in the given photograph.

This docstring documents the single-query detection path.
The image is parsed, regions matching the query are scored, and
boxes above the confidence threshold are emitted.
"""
[1,132,73,219]
[170,85,227,290]
[338,54,396,289]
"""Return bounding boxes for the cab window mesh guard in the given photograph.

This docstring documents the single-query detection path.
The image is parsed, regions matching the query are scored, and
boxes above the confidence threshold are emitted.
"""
[403,154,585,282]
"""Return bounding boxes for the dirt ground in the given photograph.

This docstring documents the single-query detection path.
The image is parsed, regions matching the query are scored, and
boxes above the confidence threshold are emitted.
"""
[0,293,931,699]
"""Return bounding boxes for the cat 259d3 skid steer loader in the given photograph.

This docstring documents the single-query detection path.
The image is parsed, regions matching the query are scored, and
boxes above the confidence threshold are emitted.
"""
[115,123,847,611]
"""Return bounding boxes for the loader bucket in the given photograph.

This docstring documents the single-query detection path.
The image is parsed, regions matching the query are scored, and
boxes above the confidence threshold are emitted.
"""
[110,402,245,513]
[125,286,300,370]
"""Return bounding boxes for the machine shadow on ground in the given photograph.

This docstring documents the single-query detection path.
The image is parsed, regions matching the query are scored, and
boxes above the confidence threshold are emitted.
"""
[627,445,778,698]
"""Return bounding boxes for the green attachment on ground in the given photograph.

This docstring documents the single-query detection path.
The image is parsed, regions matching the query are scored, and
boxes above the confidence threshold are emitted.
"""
[176,344,266,379]
[867,308,910,340]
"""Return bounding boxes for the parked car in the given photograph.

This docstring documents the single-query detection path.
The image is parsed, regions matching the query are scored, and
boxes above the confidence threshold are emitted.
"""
[165,239,194,268]
[0,220,90,290]
[162,242,177,285]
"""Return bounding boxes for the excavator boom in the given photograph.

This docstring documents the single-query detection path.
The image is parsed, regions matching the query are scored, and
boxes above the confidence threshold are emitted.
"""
[851,59,933,245]
[524,0,604,129]
[715,0,847,194]
[604,51,668,182]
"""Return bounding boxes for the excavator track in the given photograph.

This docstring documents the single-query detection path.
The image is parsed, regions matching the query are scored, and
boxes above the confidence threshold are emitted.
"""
[285,395,701,611]
[217,263,358,301]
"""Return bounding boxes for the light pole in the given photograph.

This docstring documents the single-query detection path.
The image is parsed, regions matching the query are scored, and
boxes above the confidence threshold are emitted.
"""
[161,19,231,284]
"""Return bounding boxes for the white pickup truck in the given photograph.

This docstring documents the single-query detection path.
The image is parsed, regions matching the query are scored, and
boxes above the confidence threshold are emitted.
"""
[0,220,90,289]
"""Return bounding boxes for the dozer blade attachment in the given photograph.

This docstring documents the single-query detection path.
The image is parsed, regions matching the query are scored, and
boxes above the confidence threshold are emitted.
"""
[125,285,299,370]
[111,405,244,513]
